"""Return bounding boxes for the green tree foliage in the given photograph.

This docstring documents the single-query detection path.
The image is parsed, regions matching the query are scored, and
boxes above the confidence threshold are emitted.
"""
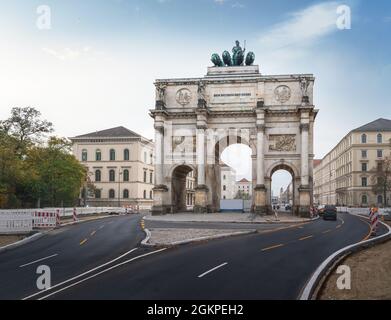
[0,108,87,208]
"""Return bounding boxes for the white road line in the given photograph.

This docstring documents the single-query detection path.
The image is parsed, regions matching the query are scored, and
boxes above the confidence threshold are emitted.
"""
[22,247,138,300]
[19,254,58,268]
[198,263,228,278]
[35,248,167,300]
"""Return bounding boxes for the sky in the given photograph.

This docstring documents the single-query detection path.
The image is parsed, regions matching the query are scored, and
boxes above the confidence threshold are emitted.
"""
[0,0,390,195]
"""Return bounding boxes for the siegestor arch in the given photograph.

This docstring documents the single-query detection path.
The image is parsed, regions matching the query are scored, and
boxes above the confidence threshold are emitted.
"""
[267,161,300,179]
[214,133,256,162]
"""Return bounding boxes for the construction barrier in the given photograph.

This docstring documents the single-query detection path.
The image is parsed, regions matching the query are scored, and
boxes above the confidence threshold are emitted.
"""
[33,211,57,228]
[370,207,379,236]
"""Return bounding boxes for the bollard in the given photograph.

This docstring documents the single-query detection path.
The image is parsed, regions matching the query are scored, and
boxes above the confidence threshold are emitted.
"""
[73,208,78,222]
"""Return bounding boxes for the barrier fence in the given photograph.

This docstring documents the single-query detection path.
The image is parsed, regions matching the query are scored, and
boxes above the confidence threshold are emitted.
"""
[336,207,391,216]
[0,207,133,234]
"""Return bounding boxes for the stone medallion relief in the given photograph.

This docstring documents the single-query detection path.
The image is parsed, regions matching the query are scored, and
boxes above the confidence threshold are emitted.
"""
[176,88,192,106]
[274,85,291,103]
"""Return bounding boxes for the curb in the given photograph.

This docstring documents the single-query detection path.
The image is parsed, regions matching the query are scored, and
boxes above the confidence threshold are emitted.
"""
[0,232,44,253]
[299,212,391,300]
[141,229,257,247]
[59,213,126,227]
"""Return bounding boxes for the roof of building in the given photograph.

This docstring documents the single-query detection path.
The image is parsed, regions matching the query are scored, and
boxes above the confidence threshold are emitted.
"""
[313,159,322,167]
[238,178,250,183]
[351,118,391,132]
[72,126,142,139]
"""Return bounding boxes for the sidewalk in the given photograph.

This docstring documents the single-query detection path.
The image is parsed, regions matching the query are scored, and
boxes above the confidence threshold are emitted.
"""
[145,212,311,224]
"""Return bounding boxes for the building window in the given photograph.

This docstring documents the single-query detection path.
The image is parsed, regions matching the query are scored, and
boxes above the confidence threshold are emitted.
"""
[377,134,382,144]
[143,190,147,199]
[124,149,130,161]
[95,189,101,199]
[377,150,383,158]
[82,149,88,162]
[377,195,383,205]
[150,190,153,199]
[361,134,367,144]
[95,170,101,182]
[223,175,226,180]
[223,185,226,191]
[223,196,226,199]
[361,150,367,158]
[143,171,147,183]
[96,149,101,161]
[110,149,116,161]
[109,169,115,182]
[144,152,147,163]
[150,172,153,184]
[123,169,129,182]
[362,195,368,205]
[361,177,368,187]
[109,189,115,199]
[361,163,367,172]
[123,189,129,199]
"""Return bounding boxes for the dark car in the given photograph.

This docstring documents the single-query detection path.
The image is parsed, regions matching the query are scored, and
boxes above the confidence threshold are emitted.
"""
[323,205,337,221]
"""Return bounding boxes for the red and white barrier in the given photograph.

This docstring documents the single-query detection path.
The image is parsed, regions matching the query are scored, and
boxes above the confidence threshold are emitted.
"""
[72,208,78,222]
[56,209,61,226]
[33,211,57,228]
[370,207,379,236]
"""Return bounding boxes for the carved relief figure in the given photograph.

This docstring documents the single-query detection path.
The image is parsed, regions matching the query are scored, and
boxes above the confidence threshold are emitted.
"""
[274,85,291,103]
[197,81,206,101]
[269,135,296,152]
[300,77,310,97]
[156,83,167,102]
[176,88,192,106]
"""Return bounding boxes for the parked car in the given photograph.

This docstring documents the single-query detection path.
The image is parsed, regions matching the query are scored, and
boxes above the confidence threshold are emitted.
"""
[323,205,337,221]
[285,204,292,211]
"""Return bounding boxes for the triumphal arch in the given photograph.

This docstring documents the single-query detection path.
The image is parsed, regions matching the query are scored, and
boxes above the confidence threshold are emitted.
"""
[150,42,318,217]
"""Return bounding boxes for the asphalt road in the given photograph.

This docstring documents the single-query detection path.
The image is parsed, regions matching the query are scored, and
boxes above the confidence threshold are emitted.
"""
[8,212,384,300]
[0,214,145,300]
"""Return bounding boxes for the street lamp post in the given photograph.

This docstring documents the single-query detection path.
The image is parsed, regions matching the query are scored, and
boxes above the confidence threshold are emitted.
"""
[118,170,123,208]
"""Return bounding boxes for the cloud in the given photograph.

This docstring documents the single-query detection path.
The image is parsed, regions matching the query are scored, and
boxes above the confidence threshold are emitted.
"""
[214,0,226,5]
[231,2,245,9]
[259,2,342,50]
[41,46,103,61]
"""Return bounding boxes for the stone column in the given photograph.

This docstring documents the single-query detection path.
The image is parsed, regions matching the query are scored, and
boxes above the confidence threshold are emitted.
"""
[151,125,168,215]
[299,123,311,217]
[254,119,267,215]
[194,126,209,213]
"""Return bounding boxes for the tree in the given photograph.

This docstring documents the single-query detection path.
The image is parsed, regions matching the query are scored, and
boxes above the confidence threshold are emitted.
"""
[0,107,53,155]
[371,157,391,207]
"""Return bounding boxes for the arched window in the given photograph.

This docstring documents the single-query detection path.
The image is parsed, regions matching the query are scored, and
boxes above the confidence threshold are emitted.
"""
[123,189,129,199]
[109,189,115,199]
[96,149,102,161]
[150,172,153,183]
[123,169,129,182]
[95,189,101,199]
[362,195,368,205]
[223,185,226,191]
[110,149,116,161]
[109,170,115,182]
[150,190,153,199]
[143,190,147,199]
[143,171,147,182]
[361,134,367,144]
[377,134,382,144]
[377,195,383,205]
[82,149,88,162]
[95,170,101,182]
[124,149,130,161]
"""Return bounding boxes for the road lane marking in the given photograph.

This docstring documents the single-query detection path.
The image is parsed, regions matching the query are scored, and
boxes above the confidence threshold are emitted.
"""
[198,262,228,278]
[19,254,58,268]
[79,239,88,246]
[261,244,284,252]
[90,231,96,236]
[336,225,341,229]
[258,222,309,235]
[299,235,313,241]
[99,225,105,230]
[23,248,139,300]
[31,248,166,300]
[322,230,332,234]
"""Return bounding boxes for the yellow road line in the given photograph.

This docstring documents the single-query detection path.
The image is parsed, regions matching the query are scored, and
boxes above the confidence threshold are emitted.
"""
[79,239,88,246]
[299,235,313,241]
[261,244,284,252]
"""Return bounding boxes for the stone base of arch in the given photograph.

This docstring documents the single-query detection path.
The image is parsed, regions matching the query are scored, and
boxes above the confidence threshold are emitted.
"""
[151,185,169,216]
[298,185,311,218]
[254,184,268,215]
[194,185,209,213]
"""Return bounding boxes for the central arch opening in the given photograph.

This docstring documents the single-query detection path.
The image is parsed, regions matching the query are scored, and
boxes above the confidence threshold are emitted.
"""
[216,138,253,213]
[270,165,294,214]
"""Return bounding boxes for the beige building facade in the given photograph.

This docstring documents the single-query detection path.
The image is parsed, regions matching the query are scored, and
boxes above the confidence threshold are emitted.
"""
[314,119,391,207]
[70,127,155,208]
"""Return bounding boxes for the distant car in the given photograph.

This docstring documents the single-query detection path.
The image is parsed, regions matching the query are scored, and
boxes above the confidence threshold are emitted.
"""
[323,205,337,221]
[285,204,292,211]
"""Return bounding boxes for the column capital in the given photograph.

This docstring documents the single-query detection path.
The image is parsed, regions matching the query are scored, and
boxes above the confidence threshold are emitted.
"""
[256,124,266,132]
[196,124,207,130]
[300,123,310,132]
[154,125,164,133]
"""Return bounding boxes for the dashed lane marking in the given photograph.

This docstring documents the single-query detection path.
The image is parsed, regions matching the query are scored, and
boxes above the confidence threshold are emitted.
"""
[261,244,284,252]
[19,254,59,268]
[322,229,332,234]
[79,239,88,246]
[90,231,96,236]
[299,235,313,241]
[198,263,228,278]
